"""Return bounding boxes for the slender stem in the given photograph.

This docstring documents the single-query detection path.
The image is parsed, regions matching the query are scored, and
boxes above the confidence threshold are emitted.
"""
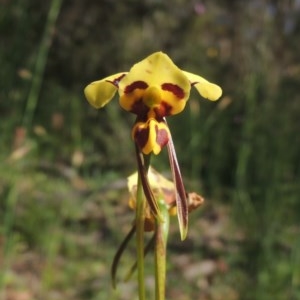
[135,147,151,300]
[136,171,146,300]
[155,200,169,300]
[124,234,155,282]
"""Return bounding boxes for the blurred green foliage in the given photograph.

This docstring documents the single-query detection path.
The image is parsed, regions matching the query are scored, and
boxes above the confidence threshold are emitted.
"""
[1,0,300,299]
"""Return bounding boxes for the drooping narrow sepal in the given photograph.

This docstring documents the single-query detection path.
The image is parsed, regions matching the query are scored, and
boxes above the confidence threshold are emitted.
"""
[124,233,155,282]
[164,119,188,240]
[111,224,136,289]
[135,144,162,221]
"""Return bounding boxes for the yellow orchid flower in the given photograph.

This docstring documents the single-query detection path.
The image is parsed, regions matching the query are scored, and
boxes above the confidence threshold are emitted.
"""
[84,51,222,241]
[84,51,222,155]
[87,52,223,295]
[127,167,204,231]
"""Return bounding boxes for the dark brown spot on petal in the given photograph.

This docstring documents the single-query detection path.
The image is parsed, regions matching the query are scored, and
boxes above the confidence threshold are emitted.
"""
[134,126,149,150]
[125,81,148,94]
[161,83,185,99]
[155,125,169,148]
[154,101,173,118]
[130,99,149,119]
[106,73,126,87]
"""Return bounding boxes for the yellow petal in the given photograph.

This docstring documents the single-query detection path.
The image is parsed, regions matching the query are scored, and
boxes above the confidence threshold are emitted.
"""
[182,71,222,101]
[84,73,127,108]
[119,52,191,116]
[127,167,174,194]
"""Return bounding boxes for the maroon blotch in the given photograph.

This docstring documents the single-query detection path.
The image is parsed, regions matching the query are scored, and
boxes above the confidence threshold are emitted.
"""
[125,81,148,94]
[161,83,185,99]
[155,125,169,148]
[134,126,149,150]
[154,101,173,118]
[130,99,149,118]
[106,73,126,87]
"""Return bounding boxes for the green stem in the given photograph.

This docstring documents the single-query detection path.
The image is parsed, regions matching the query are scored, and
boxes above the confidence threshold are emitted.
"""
[155,200,169,300]
[22,0,63,129]
[136,172,146,300]
[136,152,151,300]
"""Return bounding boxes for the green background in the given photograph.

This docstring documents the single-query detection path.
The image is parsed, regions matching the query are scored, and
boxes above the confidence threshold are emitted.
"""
[1,0,300,299]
